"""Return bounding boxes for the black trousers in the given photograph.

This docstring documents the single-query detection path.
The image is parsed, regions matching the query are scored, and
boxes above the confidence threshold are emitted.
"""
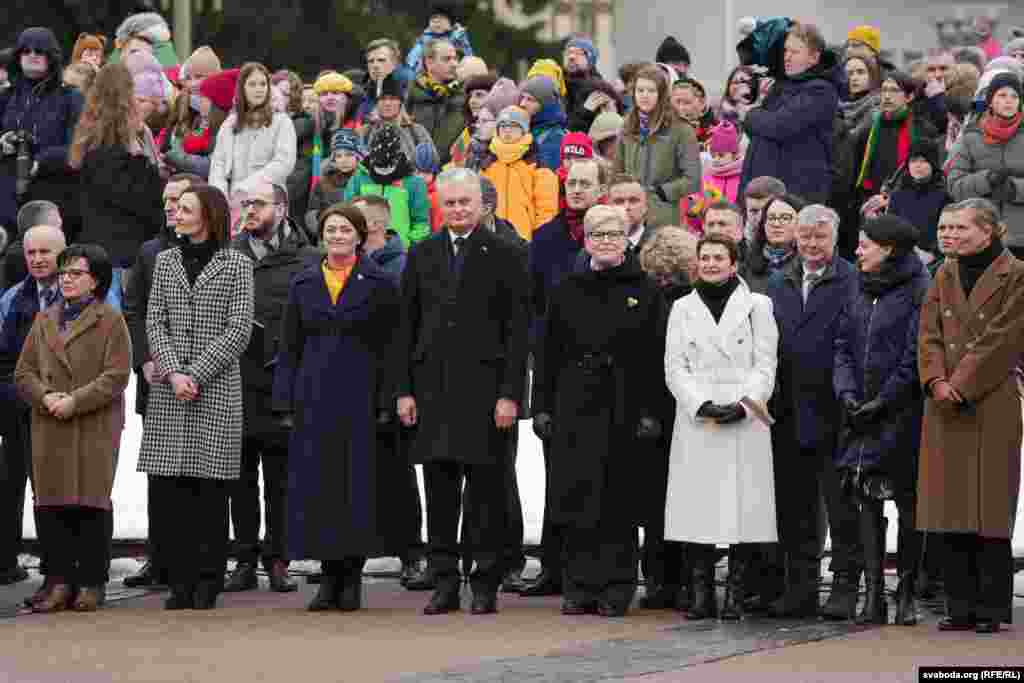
[423,460,506,594]
[0,405,32,570]
[774,445,826,574]
[534,440,565,576]
[35,506,111,586]
[819,452,862,575]
[564,521,639,608]
[463,427,525,573]
[229,436,289,567]
[944,533,1014,623]
[150,476,229,587]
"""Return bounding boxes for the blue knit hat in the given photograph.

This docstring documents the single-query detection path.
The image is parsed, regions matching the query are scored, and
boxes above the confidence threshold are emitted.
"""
[332,129,363,156]
[565,36,598,68]
[414,142,438,173]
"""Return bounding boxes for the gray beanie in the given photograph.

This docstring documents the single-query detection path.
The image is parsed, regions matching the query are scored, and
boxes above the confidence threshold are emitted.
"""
[1007,34,1024,55]
[520,75,559,107]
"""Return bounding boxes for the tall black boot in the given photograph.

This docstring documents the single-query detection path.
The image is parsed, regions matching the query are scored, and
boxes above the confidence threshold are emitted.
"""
[894,571,917,625]
[821,568,861,621]
[720,545,748,621]
[768,558,820,618]
[856,503,887,625]
[685,545,718,620]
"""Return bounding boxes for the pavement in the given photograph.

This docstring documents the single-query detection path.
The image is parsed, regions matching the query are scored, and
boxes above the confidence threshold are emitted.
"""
[1,559,1022,682]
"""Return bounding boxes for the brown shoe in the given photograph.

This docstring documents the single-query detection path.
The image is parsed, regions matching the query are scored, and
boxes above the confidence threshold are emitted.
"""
[73,586,102,612]
[33,583,73,613]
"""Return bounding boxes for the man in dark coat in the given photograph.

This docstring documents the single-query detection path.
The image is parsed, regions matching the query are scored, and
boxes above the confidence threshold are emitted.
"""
[738,24,839,204]
[120,173,198,589]
[523,158,606,597]
[0,225,64,594]
[562,36,608,134]
[766,204,861,618]
[224,181,319,594]
[396,167,529,615]
[1,200,62,290]
[0,28,84,242]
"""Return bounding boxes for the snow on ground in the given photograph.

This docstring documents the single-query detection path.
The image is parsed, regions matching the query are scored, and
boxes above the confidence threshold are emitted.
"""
[19,376,1024,556]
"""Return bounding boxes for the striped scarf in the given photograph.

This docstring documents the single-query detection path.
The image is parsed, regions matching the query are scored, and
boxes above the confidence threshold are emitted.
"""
[856,107,917,190]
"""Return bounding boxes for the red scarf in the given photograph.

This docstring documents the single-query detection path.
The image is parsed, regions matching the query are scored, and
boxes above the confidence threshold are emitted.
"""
[981,112,1024,146]
[564,207,586,244]
[183,126,212,155]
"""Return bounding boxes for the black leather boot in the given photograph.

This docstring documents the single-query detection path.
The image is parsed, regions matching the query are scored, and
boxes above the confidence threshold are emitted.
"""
[768,561,820,618]
[685,546,718,620]
[820,569,861,621]
[336,561,363,611]
[308,574,339,611]
[856,504,887,625]
[893,571,917,625]
[720,546,747,621]
[857,569,887,624]
[164,583,194,610]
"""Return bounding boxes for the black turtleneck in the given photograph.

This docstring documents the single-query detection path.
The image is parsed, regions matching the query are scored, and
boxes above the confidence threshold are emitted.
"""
[695,275,740,323]
[958,237,1003,297]
[181,238,218,286]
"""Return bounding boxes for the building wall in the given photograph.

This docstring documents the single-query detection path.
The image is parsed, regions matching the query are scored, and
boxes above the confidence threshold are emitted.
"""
[614,0,1024,93]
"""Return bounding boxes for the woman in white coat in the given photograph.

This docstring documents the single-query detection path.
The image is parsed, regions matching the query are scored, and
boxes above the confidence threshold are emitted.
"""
[664,233,779,622]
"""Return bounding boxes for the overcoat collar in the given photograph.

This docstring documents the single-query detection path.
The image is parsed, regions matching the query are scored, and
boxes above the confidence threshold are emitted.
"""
[948,250,1014,314]
[167,247,231,293]
[684,278,754,358]
[294,256,383,314]
[40,301,106,372]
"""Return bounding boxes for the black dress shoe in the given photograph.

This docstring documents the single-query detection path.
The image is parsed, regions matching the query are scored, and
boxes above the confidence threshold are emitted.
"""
[164,584,195,610]
[336,578,363,611]
[404,567,437,591]
[123,561,165,588]
[308,576,339,611]
[0,565,29,585]
[501,569,528,593]
[470,593,498,614]
[937,616,976,631]
[597,600,629,618]
[423,588,461,615]
[193,579,220,609]
[520,570,562,597]
[975,620,1001,634]
[223,563,258,592]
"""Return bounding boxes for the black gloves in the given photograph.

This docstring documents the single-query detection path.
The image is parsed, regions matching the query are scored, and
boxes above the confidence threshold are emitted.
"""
[636,417,662,440]
[841,394,860,415]
[276,412,295,431]
[697,401,745,425]
[654,185,669,203]
[376,410,394,429]
[532,412,554,441]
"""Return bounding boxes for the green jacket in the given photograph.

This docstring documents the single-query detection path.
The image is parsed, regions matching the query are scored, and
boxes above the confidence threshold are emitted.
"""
[343,167,431,247]
[406,80,466,167]
[614,119,702,228]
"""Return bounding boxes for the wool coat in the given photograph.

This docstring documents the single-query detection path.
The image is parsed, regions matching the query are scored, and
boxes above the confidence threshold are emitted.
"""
[528,213,585,349]
[614,120,702,229]
[137,247,254,480]
[396,227,529,465]
[14,301,131,510]
[532,258,666,529]
[947,123,1024,248]
[664,280,779,544]
[916,251,1024,539]
[271,257,400,560]
[209,112,298,198]
[833,254,930,488]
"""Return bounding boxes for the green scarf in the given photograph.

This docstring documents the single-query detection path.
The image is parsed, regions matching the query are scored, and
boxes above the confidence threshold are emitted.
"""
[855,107,917,190]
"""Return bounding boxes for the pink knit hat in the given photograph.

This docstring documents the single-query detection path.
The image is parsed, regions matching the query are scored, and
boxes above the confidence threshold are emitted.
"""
[709,121,739,155]
[124,50,166,100]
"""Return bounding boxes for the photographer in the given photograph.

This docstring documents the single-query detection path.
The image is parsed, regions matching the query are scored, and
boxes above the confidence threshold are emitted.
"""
[0,28,84,243]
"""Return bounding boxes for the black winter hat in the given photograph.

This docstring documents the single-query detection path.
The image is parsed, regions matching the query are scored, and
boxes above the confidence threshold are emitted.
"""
[656,36,691,66]
[429,3,460,25]
[906,139,940,173]
[985,72,1023,111]
[863,215,919,252]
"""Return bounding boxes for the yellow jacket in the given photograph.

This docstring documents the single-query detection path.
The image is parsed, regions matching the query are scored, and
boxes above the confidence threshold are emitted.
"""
[481,135,559,241]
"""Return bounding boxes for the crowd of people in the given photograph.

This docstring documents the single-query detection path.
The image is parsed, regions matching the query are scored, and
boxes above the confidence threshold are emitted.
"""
[0,4,1021,635]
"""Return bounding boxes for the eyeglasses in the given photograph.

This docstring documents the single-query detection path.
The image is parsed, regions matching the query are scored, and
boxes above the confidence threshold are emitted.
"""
[22,48,46,56]
[586,230,626,242]
[239,199,281,210]
[766,213,795,225]
[58,268,91,280]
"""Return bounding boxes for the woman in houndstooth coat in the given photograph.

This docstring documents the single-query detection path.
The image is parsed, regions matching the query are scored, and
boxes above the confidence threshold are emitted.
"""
[137,183,254,611]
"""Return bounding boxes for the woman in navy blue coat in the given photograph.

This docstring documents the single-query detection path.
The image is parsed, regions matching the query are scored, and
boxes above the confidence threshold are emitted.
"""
[834,215,930,626]
[272,203,400,612]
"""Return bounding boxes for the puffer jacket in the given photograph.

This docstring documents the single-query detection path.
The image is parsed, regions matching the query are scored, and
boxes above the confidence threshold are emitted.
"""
[529,100,568,171]
[614,119,702,228]
[481,138,559,241]
[406,79,465,167]
[343,166,431,247]
[947,121,1024,248]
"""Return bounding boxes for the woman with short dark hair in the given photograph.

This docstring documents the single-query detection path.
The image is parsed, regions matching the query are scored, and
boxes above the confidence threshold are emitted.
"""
[137,182,254,611]
[15,243,131,612]
[273,202,399,611]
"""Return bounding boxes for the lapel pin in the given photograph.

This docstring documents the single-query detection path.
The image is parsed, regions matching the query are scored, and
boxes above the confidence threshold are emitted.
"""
[627,297,639,308]
[357,274,364,280]
[481,245,488,254]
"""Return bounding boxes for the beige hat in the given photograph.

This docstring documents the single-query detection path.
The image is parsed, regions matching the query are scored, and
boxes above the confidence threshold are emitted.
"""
[589,110,624,143]
[185,46,221,77]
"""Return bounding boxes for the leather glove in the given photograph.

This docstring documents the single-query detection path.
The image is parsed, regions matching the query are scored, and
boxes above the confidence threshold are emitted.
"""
[636,416,662,440]
[841,394,861,415]
[715,403,746,425]
[850,397,885,430]
[376,410,394,427]
[696,401,731,420]
[0,131,17,157]
[276,412,295,431]
[532,412,554,441]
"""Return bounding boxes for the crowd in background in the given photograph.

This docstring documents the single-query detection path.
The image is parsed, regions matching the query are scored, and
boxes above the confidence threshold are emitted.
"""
[0,3,1021,634]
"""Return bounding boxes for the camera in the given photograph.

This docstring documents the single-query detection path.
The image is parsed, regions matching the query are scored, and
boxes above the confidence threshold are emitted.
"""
[12,130,34,199]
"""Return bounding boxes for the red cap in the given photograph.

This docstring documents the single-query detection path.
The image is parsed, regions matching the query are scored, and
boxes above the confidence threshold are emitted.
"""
[199,68,240,113]
[560,132,594,166]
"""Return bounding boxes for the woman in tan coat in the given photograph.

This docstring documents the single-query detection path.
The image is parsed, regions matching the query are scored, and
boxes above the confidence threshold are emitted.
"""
[917,197,1024,634]
[15,244,131,612]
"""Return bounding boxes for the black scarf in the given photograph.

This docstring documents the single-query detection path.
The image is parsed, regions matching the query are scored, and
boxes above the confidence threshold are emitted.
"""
[860,251,916,298]
[695,275,740,323]
[181,238,218,286]
[958,237,1003,298]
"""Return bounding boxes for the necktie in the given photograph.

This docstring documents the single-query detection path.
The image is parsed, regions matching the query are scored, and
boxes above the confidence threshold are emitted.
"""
[803,272,821,304]
[452,236,467,279]
[42,287,58,311]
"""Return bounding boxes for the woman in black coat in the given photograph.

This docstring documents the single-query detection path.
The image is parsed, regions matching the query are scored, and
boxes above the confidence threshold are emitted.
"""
[532,205,666,617]
[272,203,400,612]
[834,215,930,626]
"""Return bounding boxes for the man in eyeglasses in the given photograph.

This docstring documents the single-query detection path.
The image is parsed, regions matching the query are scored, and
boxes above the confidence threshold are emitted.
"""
[223,179,319,594]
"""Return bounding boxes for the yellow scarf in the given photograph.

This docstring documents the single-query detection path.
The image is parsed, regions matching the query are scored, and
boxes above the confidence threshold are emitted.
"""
[321,257,355,305]
[417,75,457,98]
[489,134,533,164]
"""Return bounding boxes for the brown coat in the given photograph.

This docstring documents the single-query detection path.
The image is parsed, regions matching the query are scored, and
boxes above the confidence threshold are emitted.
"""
[916,251,1024,538]
[14,301,132,510]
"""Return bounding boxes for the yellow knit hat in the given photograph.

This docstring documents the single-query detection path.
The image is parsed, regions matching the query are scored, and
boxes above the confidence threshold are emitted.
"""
[527,59,567,98]
[313,71,353,95]
[847,25,880,55]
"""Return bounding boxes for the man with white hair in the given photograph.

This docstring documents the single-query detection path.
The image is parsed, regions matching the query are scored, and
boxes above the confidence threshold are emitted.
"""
[766,205,861,619]
[396,167,529,615]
